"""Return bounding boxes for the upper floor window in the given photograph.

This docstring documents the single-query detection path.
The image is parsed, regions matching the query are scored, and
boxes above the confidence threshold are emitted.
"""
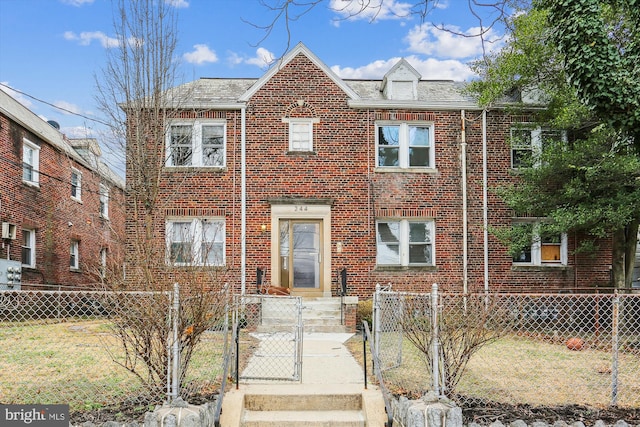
[376,219,434,266]
[376,123,434,169]
[512,222,567,266]
[283,118,319,152]
[23,139,40,185]
[71,169,82,201]
[511,126,564,169]
[166,218,225,266]
[70,240,80,270]
[99,184,109,219]
[166,121,226,167]
[21,228,36,268]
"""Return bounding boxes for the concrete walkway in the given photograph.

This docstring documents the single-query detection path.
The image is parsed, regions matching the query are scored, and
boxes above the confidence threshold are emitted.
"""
[220,332,387,426]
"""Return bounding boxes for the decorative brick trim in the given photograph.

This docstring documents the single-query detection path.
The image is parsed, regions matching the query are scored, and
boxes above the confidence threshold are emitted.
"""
[375,111,436,121]
[164,208,226,217]
[283,100,317,118]
[375,208,437,218]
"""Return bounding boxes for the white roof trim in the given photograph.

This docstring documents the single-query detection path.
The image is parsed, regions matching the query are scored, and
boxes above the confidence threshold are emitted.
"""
[239,42,360,102]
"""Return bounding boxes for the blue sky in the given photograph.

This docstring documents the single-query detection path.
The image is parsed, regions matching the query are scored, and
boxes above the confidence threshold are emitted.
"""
[0,0,506,173]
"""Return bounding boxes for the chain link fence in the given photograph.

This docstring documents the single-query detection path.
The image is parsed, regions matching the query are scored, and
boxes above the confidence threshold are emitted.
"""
[373,286,640,409]
[233,294,303,382]
[0,285,229,422]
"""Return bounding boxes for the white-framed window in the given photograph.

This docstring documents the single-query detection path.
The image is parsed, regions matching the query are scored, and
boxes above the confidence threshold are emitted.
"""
[376,122,434,169]
[510,126,564,168]
[283,118,319,152]
[22,139,40,185]
[100,247,108,278]
[71,169,82,201]
[166,218,225,266]
[376,219,434,266]
[99,184,109,219]
[21,228,36,268]
[70,240,80,270]
[166,120,226,167]
[512,222,568,266]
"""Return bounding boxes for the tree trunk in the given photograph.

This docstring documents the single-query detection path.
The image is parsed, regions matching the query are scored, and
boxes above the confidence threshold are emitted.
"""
[612,220,640,290]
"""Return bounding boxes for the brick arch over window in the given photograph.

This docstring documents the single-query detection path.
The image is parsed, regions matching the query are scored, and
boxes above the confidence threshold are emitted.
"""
[283,101,317,119]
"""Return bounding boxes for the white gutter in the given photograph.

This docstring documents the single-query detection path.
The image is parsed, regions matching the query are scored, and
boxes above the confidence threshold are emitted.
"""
[241,106,247,295]
[482,110,489,294]
[461,110,468,295]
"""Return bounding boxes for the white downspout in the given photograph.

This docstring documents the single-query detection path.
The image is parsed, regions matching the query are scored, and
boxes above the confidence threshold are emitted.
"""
[482,110,489,294]
[461,110,468,295]
[241,106,247,295]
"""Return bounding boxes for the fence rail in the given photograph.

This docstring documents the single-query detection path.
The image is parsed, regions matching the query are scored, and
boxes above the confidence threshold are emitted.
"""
[0,286,229,423]
[372,287,640,411]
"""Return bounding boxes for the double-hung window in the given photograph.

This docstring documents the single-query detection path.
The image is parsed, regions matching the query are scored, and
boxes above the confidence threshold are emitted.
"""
[512,222,567,266]
[70,240,80,270]
[23,139,40,185]
[377,123,434,169]
[166,121,226,167]
[99,184,109,219]
[21,228,36,268]
[71,169,82,201]
[376,219,434,266]
[166,218,225,266]
[511,126,564,169]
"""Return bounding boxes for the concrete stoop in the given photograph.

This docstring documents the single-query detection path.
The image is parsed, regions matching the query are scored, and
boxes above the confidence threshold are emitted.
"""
[220,384,387,427]
[260,297,351,334]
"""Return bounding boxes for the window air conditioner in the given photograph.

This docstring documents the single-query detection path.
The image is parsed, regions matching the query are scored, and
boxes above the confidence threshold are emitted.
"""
[1,223,17,240]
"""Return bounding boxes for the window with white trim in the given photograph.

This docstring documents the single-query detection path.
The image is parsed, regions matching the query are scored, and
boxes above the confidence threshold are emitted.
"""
[22,139,40,185]
[70,240,80,270]
[99,184,109,219]
[71,169,82,201]
[166,218,225,266]
[376,219,434,266]
[21,228,36,268]
[510,126,564,168]
[166,121,226,167]
[512,222,567,266]
[283,118,319,152]
[377,122,434,169]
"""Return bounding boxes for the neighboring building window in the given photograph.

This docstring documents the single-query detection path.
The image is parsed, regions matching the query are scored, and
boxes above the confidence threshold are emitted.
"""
[512,222,567,266]
[376,122,434,169]
[21,228,36,268]
[376,219,434,266]
[511,126,564,168]
[99,184,109,218]
[166,121,226,167]
[166,218,225,266]
[22,139,40,185]
[70,240,80,270]
[71,169,82,201]
[284,118,319,152]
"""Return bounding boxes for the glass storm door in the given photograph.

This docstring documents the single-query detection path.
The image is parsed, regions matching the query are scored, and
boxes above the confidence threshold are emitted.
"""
[279,220,322,292]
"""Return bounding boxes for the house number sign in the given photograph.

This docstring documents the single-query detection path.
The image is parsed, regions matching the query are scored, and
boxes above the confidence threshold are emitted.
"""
[294,205,308,212]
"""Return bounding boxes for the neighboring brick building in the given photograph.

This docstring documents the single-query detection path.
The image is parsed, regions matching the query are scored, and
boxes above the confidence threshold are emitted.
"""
[0,89,125,289]
[128,43,616,298]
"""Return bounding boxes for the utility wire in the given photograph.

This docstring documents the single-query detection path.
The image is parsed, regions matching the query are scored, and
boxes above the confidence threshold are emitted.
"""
[0,82,113,128]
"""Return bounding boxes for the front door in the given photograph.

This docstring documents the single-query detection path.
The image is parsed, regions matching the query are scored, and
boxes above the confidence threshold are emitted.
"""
[279,220,323,295]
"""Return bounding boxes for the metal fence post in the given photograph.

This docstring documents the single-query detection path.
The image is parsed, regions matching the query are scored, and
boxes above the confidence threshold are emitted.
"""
[373,284,381,361]
[611,294,620,406]
[168,283,180,402]
[431,283,440,397]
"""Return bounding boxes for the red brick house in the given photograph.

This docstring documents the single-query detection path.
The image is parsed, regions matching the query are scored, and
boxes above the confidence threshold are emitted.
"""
[0,89,125,289]
[132,43,616,298]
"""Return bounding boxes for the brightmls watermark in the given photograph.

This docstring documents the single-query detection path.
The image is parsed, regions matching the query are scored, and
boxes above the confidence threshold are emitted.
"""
[1,405,69,427]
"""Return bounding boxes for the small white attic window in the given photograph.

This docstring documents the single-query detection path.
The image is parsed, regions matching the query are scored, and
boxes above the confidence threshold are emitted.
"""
[381,59,421,101]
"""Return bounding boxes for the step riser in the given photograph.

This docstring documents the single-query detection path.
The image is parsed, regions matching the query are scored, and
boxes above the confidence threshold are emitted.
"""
[245,394,362,411]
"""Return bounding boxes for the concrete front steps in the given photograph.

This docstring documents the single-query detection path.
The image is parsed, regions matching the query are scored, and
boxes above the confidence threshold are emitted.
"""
[260,297,353,333]
[221,384,387,427]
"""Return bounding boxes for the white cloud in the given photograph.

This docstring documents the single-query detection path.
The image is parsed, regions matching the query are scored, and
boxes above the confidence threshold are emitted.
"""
[63,31,119,48]
[60,0,95,6]
[183,44,218,65]
[331,56,475,81]
[405,24,503,59]
[0,82,33,108]
[165,0,189,8]
[54,100,83,116]
[228,48,275,69]
[329,0,413,22]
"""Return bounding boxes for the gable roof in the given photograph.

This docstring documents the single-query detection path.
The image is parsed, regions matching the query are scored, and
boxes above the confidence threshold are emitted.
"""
[381,58,422,91]
[239,42,360,102]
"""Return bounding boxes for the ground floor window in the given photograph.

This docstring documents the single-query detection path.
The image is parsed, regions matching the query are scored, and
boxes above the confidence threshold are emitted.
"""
[21,228,35,268]
[376,219,434,266]
[512,222,567,266]
[166,218,225,266]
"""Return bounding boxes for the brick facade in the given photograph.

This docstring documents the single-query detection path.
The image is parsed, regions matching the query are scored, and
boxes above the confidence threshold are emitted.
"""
[0,91,125,289]
[128,43,613,298]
